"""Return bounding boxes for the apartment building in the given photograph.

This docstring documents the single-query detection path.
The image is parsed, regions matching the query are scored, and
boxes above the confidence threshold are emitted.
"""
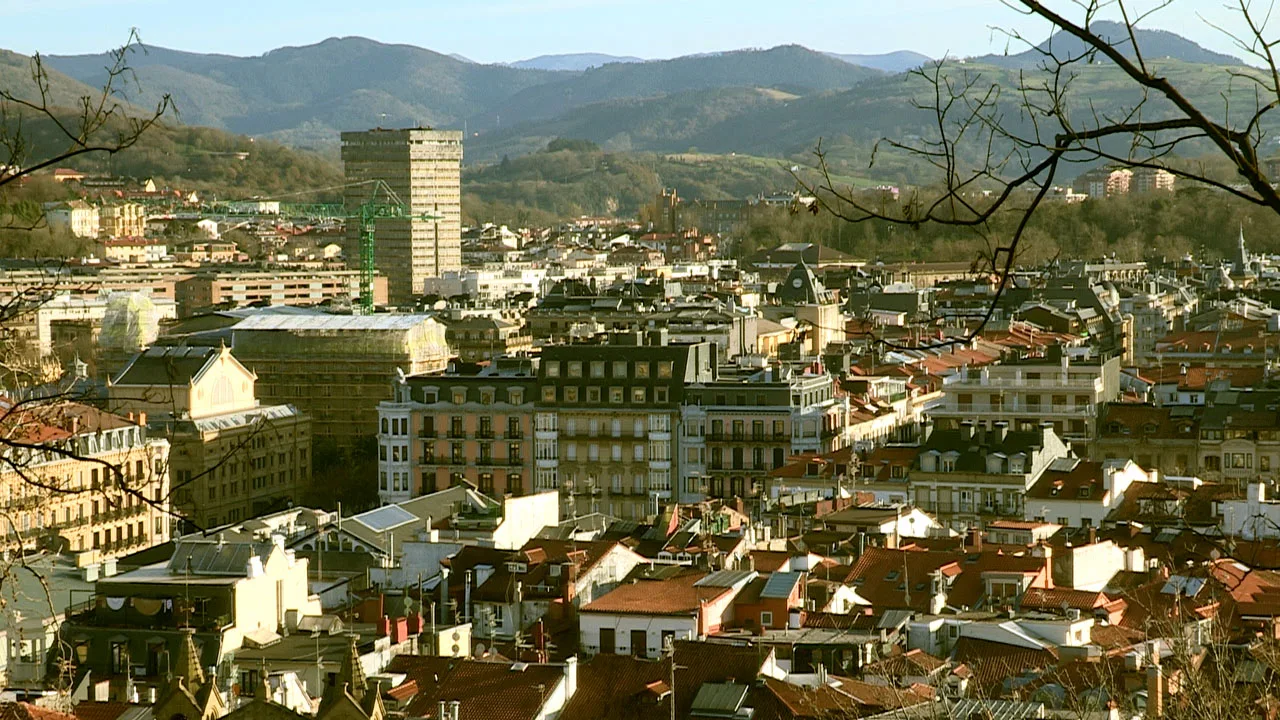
[44,200,99,238]
[443,316,533,363]
[0,400,171,560]
[680,365,847,503]
[341,128,463,303]
[378,358,537,504]
[174,268,389,317]
[61,537,321,688]
[97,202,146,238]
[535,332,716,519]
[219,313,449,449]
[928,349,1120,442]
[108,345,311,529]
[910,422,1072,531]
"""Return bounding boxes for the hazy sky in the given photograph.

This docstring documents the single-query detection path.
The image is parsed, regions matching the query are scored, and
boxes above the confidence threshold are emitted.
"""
[0,0,1257,63]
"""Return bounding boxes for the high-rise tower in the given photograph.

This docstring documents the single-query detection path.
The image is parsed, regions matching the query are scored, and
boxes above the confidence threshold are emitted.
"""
[340,128,463,304]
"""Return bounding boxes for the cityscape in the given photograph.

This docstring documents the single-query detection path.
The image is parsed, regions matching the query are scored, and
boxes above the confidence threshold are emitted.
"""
[4,3,1280,720]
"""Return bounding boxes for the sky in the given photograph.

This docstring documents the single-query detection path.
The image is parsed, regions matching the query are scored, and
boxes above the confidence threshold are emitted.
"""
[0,0,1258,63]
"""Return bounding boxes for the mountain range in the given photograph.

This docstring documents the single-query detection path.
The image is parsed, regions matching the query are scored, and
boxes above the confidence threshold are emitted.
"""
[13,25,1256,173]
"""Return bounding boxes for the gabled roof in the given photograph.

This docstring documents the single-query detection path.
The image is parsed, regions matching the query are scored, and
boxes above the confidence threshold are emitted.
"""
[581,569,736,616]
[111,345,225,387]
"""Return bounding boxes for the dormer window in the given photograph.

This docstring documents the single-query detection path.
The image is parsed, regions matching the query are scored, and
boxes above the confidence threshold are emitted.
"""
[1142,423,1159,435]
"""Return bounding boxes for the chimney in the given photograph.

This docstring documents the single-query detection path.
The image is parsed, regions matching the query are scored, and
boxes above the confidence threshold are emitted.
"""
[972,528,982,551]
[960,421,976,442]
[438,701,449,720]
[1088,526,1097,546]
[563,656,578,697]
[992,421,1009,444]
[1031,542,1053,587]
[1146,660,1164,719]
[449,700,461,720]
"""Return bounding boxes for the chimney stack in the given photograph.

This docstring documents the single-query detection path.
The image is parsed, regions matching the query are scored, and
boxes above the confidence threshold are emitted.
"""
[1145,660,1164,719]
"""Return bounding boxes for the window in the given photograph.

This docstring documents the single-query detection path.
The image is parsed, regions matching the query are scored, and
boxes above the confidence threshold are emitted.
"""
[567,362,583,378]
[632,387,647,403]
[564,386,579,403]
[635,445,645,462]
[610,387,624,404]
[657,361,673,379]
[1263,455,1272,472]
[612,445,623,462]
[655,387,669,403]
[1204,455,1222,471]
[542,387,556,402]
[760,611,774,627]
[545,362,560,378]
[587,387,601,403]
[381,418,389,433]
[613,361,628,377]
[634,419,645,437]
[635,362,650,378]
[590,361,606,378]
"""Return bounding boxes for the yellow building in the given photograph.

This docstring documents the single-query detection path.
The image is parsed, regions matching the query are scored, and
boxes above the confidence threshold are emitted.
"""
[0,400,171,560]
[108,345,311,528]
[98,202,146,238]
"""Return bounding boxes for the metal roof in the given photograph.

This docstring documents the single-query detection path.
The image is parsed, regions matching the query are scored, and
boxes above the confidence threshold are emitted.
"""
[352,505,419,533]
[689,683,748,716]
[232,314,438,332]
[760,571,803,599]
[694,569,755,588]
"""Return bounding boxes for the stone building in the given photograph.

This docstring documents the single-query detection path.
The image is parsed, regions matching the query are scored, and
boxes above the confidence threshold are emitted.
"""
[109,345,311,529]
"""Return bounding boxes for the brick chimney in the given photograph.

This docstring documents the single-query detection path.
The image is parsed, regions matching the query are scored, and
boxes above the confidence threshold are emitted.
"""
[1146,660,1163,719]
[1031,542,1053,588]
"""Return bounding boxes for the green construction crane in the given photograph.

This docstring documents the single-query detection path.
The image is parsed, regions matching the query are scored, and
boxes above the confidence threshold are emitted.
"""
[243,180,440,313]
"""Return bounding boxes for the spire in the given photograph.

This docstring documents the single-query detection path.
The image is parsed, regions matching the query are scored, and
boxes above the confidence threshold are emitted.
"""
[341,634,367,704]
[173,627,205,687]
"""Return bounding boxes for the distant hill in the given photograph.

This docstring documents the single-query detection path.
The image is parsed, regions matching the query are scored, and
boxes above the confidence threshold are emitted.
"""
[510,53,643,71]
[44,40,881,149]
[0,49,115,113]
[824,50,932,72]
[468,45,883,132]
[976,20,1242,67]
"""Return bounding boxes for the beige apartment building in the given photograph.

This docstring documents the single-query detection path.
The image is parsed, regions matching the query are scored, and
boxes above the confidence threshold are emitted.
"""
[0,400,171,560]
[341,128,463,303]
[109,345,311,529]
[98,202,146,238]
[174,268,390,317]
[929,351,1120,443]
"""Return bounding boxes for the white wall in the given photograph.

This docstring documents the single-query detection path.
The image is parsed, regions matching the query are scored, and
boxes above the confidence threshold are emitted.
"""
[578,613,697,659]
[492,491,560,549]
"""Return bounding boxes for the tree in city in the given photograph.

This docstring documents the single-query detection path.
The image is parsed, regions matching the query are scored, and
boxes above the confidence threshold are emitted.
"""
[798,0,1280,349]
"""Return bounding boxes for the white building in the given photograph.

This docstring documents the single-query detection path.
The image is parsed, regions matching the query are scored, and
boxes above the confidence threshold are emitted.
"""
[44,200,99,238]
[1024,458,1156,528]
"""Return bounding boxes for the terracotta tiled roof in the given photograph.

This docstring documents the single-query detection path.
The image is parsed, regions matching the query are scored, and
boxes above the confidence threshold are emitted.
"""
[951,637,1059,693]
[844,548,962,612]
[388,656,566,720]
[1019,587,1110,611]
[0,705,76,720]
[863,649,947,679]
[581,569,733,615]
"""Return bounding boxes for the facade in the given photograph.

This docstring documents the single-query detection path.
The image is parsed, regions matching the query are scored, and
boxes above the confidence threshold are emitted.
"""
[680,366,847,504]
[929,351,1120,442]
[378,357,538,503]
[98,203,147,239]
[45,200,100,238]
[0,401,171,560]
[341,128,464,303]
[108,345,312,529]
[62,537,321,687]
[94,237,168,263]
[1132,167,1176,193]
[175,269,389,317]
[224,314,449,449]
[443,316,533,363]
[910,423,1072,531]
[535,333,716,519]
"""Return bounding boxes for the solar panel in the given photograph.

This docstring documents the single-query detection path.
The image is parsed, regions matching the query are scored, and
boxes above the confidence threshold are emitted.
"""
[695,569,754,588]
[760,571,802,599]
[353,505,418,533]
[167,540,265,575]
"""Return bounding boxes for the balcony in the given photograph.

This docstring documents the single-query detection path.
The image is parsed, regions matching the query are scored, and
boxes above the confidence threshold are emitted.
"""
[477,430,495,439]
[418,428,437,439]
[504,430,525,440]
[447,430,467,440]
